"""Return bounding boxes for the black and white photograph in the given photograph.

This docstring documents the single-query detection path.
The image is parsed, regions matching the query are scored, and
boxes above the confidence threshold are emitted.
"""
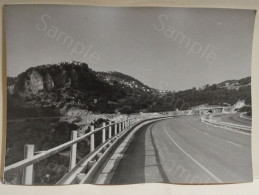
[3,5,255,185]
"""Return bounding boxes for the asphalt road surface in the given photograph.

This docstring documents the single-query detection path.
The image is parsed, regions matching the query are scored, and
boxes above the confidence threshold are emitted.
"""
[110,116,252,184]
[219,113,251,126]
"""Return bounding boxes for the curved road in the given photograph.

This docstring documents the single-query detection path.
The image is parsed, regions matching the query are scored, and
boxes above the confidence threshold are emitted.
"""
[110,116,252,184]
[220,113,251,126]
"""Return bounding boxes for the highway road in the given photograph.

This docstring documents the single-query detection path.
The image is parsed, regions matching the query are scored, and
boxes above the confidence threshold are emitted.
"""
[220,113,251,126]
[110,116,252,184]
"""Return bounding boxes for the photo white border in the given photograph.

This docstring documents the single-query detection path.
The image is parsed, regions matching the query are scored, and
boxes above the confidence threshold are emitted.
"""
[0,0,259,194]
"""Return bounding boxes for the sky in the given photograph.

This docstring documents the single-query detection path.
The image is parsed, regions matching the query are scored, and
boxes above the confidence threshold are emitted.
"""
[4,5,255,91]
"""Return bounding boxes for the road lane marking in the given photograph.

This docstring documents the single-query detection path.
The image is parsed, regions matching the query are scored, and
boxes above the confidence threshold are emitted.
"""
[201,130,244,147]
[176,118,247,149]
[226,140,241,147]
[96,119,161,184]
[164,125,223,183]
[203,132,210,136]
[201,120,251,136]
[239,112,252,121]
[145,123,169,183]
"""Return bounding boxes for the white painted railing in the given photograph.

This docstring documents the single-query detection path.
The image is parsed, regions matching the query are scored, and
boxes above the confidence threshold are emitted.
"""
[239,112,252,121]
[4,117,139,185]
[4,111,192,185]
[200,116,251,133]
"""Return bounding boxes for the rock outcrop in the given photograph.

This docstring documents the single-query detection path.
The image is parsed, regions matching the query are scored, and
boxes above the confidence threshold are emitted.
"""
[7,62,129,117]
[9,62,99,96]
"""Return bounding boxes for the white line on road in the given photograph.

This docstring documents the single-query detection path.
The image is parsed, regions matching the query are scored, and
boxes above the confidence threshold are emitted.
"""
[203,132,210,136]
[239,112,252,121]
[164,125,223,183]
[226,140,241,147]
[201,120,251,136]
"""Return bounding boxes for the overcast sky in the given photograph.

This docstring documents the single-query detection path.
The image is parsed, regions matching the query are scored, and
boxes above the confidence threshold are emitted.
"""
[4,5,255,91]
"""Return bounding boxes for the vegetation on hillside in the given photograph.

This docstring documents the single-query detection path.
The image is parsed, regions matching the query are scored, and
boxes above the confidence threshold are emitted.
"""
[239,106,252,116]
[7,62,251,116]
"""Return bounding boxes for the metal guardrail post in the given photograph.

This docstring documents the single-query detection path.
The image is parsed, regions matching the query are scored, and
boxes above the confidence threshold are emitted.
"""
[102,122,106,143]
[90,126,95,152]
[23,144,34,185]
[69,131,77,170]
[108,121,112,139]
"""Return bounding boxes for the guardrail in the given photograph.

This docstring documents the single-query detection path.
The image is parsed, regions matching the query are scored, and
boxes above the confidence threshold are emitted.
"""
[60,115,178,184]
[201,116,251,133]
[4,117,141,185]
[4,113,183,185]
[240,112,252,121]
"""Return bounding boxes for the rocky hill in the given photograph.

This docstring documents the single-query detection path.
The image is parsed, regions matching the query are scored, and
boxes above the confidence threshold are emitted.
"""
[7,62,156,118]
[7,62,252,118]
[96,71,155,93]
[217,77,251,90]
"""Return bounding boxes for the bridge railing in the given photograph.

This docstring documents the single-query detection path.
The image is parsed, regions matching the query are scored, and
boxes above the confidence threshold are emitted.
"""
[4,111,192,185]
[3,117,143,185]
[239,112,252,121]
[200,116,251,133]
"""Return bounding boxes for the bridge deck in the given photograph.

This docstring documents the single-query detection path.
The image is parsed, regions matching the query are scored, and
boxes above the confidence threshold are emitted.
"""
[109,116,252,184]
